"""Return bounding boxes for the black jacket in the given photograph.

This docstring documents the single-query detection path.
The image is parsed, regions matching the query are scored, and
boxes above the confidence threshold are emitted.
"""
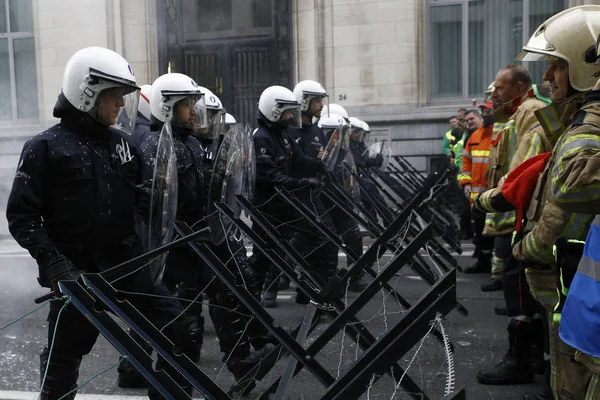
[7,95,143,279]
[253,120,326,205]
[139,123,206,225]
[287,123,326,158]
[132,112,151,149]
[349,139,380,169]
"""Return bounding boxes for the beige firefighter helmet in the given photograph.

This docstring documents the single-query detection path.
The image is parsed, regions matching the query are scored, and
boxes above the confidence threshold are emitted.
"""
[515,5,600,92]
[483,81,495,102]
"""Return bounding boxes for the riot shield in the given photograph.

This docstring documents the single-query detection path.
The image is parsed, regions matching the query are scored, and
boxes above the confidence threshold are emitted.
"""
[208,124,247,245]
[244,124,256,199]
[342,151,361,204]
[362,141,392,171]
[321,123,344,171]
[147,122,178,285]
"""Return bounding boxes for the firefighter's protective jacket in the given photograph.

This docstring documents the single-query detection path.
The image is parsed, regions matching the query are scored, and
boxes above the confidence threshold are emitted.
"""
[459,124,493,204]
[482,89,549,235]
[475,93,590,264]
[551,91,600,358]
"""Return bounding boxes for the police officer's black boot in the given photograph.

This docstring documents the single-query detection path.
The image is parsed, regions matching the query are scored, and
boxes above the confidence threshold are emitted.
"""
[228,343,277,397]
[39,347,80,400]
[476,325,534,385]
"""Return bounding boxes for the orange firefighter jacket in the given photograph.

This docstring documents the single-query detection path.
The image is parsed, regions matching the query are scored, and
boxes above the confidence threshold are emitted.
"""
[459,124,493,204]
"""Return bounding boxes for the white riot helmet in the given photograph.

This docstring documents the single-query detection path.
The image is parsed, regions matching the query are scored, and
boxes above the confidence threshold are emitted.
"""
[293,80,329,117]
[138,84,152,120]
[196,86,226,137]
[318,112,346,141]
[61,46,139,129]
[225,113,237,125]
[324,103,349,119]
[516,5,600,91]
[258,85,301,128]
[150,73,205,128]
[349,117,364,142]
[361,121,371,143]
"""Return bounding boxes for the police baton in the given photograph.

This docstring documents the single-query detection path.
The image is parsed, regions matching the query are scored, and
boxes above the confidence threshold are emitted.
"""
[34,227,211,304]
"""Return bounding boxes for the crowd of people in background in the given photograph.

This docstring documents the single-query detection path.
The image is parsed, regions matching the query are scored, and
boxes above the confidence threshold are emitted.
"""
[440,6,600,399]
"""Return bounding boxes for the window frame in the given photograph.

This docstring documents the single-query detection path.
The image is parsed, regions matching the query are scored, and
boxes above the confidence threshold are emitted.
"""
[0,0,37,122]
[426,0,567,104]
[181,0,276,43]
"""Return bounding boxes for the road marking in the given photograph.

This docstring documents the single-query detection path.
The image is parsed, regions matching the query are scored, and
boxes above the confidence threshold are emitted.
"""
[0,391,207,400]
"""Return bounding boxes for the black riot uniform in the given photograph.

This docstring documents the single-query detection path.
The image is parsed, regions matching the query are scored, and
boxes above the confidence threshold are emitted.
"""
[138,121,210,353]
[324,133,366,290]
[133,124,273,392]
[349,137,386,220]
[252,118,329,301]
[132,111,151,149]
[287,123,339,287]
[6,94,201,400]
[192,131,275,386]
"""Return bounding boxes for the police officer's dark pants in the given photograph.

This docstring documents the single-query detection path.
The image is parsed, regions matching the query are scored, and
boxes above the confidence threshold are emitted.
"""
[206,239,272,378]
[472,208,493,263]
[40,283,199,400]
[503,250,539,359]
[291,188,339,284]
[251,196,337,296]
[327,202,364,281]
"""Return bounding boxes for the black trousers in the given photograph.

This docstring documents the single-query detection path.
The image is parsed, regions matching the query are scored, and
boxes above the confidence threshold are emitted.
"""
[472,208,494,261]
[503,247,539,356]
[252,187,338,293]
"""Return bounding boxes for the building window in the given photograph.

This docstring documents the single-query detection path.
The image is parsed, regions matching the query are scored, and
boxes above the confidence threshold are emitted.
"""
[427,0,565,101]
[0,0,38,121]
[182,0,273,42]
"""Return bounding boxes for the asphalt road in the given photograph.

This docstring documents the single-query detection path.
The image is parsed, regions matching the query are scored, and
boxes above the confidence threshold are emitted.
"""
[0,239,544,400]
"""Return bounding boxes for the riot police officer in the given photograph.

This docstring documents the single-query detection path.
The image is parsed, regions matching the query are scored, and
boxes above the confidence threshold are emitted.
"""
[6,47,200,400]
[192,87,276,394]
[252,85,329,307]
[318,114,367,292]
[285,80,340,302]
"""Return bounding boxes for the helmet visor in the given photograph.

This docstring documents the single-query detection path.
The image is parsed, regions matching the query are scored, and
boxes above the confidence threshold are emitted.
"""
[515,49,557,62]
[280,105,302,128]
[210,109,227,140]
[171,95,202,129]
[306,95,329,119]
[92,86,139,132]
[192,96,208,130]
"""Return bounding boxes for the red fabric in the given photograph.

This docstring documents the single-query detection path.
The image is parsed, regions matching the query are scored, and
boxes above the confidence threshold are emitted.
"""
[491,130,503,147]
[500,152,552,232]
[479,101,493,110]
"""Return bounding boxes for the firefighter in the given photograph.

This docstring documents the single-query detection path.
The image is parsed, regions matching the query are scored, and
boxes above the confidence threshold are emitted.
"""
[458,110,495,291]
[473,6,600,398]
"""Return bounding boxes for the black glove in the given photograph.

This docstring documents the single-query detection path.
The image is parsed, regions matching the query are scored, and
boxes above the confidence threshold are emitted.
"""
[45,256,82,293]
[375,154,384,167]
[321,170,337,184]
[300,177,323,189]
[135,179,155,215]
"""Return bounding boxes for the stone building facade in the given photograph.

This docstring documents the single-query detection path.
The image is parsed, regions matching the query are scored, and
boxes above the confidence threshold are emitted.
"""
[0,0,592,235]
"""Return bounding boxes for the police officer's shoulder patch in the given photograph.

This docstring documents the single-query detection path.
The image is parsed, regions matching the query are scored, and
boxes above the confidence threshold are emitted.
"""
[260,148,267,154]
[315,136,319,142]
